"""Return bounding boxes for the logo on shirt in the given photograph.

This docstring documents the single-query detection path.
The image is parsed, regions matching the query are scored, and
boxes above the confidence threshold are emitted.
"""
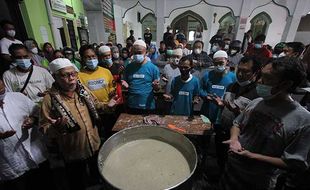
[87,79,107,90]
[179,91,190,96]
[211,85,225,90]
[133,74,145,79]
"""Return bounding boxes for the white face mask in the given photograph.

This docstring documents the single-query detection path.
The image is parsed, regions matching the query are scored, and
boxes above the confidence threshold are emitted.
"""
[6,30,16,37]
[212,46,218,53]
[230,50,237,55]
[278,52,286,57]
[236,77,251,87]
[224,44,229,50]
[194,48,202,54]
[31,47,38,54]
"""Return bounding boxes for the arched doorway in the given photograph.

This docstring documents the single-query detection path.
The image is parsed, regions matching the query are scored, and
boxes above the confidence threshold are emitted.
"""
[170,10,207,43]
[219,12,236,35]
[250,12,272,40]
[141,13,157,42]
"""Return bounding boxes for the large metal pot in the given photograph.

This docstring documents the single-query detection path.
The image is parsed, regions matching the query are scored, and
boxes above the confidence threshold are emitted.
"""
[98,126,197,190]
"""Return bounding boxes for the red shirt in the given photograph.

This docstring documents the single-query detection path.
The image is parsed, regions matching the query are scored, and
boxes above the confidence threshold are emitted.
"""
[245,44,272,64]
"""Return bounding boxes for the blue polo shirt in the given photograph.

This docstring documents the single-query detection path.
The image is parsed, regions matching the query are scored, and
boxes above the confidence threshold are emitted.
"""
[124,60,160,110]
[170,75,200,116]
[200,70,236,124]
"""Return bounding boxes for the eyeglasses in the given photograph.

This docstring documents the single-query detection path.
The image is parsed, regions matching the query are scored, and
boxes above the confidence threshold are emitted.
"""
[59,71,78,79]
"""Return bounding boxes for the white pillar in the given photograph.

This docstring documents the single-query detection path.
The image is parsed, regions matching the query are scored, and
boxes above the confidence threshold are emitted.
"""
[281,0,308,42]
[86,11,106,43]
[235,0,252,41]
[156,0,165,46]
[281,0,309,42]
[44,0,60,48]
[114,4,124,45]
[281,16,302,42]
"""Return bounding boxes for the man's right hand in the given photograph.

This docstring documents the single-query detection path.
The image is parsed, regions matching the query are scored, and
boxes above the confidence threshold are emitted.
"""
[108,95,121,107]
[163,94,173,102]
[0,130,16,139]
[223,139,242,152]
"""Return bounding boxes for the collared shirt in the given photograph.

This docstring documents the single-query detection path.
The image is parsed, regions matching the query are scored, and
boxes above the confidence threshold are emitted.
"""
[0,92,47,181]
[3,65,54,103]
[170,75,200,116]
[40,89,100,165]
[124,60,160,110]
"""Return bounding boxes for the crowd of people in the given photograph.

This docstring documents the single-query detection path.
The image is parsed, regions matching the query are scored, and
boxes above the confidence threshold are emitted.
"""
[1,19,310,190]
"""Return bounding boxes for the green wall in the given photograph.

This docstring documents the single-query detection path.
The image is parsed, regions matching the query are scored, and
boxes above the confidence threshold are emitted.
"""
[20,0,86,49]
[20,0,54,48]
[52,0,85,19]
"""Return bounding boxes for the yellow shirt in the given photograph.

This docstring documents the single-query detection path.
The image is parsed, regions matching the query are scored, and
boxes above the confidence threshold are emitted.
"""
[79,67,115,104]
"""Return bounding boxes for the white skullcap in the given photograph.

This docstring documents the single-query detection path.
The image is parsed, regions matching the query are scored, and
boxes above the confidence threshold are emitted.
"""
[99,45,111,54]
[173,48,183,56]
[133,40,146,48]
[49,58,76,74]
[213,50,228,59]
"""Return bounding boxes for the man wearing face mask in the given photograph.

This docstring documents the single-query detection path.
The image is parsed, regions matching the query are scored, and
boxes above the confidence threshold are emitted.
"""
[164,56,200,116]
[121,48,131,67]
[156,47,173,74]
[78,45,120,139]
[213,56,261,172]
[63,47,81,71]
[201,50,236,123]
[186,40,213,79]
[228,40,243,71]
[220,57,310,190]
[99,45,126,108]
[245,34,272,64]
[124,40,160,114]
[163,26,172,43]
[223,38,231,52]
[283,42,305,58]
[200,50,236,172]
[0,20,23,74]
[111,46,121,64]
[160,48,182,114]
[163,48,182,94]
[3,44,54,103]
[24,38,48,68]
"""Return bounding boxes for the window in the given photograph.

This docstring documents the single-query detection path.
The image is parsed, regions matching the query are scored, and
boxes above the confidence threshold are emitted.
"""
[250,12,272,40]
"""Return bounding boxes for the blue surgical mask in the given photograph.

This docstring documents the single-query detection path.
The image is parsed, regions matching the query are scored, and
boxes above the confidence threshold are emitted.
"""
[166,50,173,56]
[86,59,98,70]
[16,59,32,69]
[256,84,275,99]
[216,65,226,72]
[212,46,219,53]
[105,58,113,66]
[255,44,262,49]
[133,54,145,63]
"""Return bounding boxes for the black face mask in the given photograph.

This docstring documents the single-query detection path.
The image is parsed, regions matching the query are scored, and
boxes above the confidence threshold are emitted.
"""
[180,68,191,76]
[159,49,166,54]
